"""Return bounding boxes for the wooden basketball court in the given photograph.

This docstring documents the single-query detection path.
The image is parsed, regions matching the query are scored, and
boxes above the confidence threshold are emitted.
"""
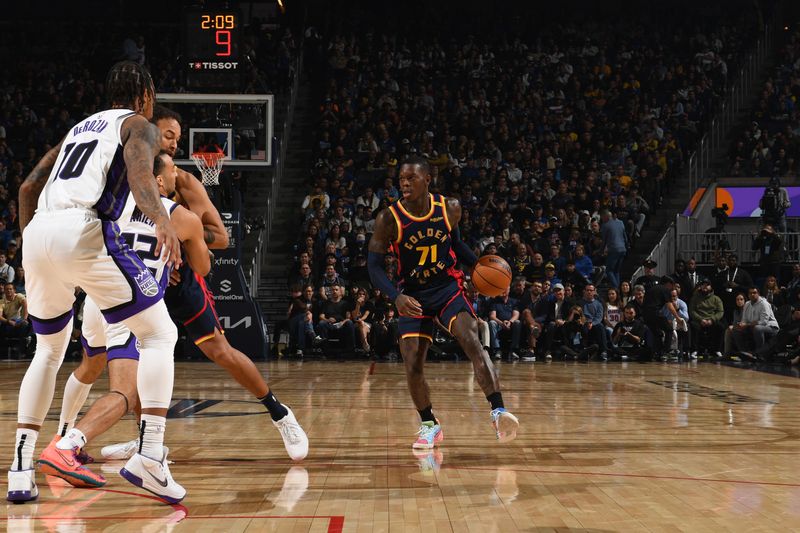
[2,359,799,531]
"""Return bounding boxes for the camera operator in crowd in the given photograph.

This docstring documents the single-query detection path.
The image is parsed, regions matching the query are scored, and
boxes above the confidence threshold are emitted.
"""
[611,305,649,361]
[752,224,784,284]
[759,177,790,232]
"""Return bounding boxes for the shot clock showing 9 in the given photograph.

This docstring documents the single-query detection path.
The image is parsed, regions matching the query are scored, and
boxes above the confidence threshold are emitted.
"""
[184,10,241,90]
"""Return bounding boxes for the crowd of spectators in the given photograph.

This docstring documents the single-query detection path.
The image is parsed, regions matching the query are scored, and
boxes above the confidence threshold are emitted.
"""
[286,6,766,359]
[284,241,800,364]
[729,26,800,178]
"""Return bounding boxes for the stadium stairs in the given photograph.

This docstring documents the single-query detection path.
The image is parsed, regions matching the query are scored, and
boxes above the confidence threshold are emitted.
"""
[239,94,288,272]
[620,29,783,281]
[255,76,315,335]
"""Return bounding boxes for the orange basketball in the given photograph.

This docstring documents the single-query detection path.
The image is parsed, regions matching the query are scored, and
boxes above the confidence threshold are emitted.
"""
[471,255,512,297]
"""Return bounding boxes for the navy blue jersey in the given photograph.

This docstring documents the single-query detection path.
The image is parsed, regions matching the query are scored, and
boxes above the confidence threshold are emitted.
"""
[388,193,460,291]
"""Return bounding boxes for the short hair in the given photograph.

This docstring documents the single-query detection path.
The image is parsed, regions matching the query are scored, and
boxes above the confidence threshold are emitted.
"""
[400,155,430,174]
[633,284,645,293]
[152,105,182,124]
[153,152,169,177]
[106,61,155,110]
[623,304,637,314]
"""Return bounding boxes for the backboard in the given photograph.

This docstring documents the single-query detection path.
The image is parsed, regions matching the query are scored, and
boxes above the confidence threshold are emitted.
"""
[156,93,273,168]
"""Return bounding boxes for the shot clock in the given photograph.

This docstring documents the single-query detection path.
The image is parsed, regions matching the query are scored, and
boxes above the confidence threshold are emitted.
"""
[184,10,241,90]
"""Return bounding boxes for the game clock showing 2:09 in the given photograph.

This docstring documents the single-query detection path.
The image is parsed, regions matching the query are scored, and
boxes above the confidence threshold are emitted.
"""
[184,10,241,90]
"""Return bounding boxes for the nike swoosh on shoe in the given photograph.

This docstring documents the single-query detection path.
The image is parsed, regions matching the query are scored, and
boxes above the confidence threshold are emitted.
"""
[148,471,169,487]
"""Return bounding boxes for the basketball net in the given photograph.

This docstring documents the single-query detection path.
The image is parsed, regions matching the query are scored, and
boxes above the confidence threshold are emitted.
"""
[191,150,225,187]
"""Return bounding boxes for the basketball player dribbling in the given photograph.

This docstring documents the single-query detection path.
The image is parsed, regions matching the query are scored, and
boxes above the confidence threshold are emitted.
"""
[7,61,183,503]
[37,152,209,503]
[52,105,308,466]
[367,155,519,449]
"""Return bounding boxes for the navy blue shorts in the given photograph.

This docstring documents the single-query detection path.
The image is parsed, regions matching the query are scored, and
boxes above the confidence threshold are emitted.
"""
[397,277,476,343]
[165,272,222,345]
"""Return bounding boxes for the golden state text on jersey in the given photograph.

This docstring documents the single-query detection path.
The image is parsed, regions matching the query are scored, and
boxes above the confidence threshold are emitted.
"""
[388,193,459,289]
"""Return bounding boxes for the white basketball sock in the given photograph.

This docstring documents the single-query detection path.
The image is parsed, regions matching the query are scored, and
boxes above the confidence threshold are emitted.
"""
[57,373,93,437]
[139,414,166,461]
[10,428,38,471]
[17,321,73,426]
[56,428,87,451]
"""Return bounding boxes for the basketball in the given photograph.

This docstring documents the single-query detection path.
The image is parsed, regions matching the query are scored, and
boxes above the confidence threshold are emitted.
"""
[471,255,512,297]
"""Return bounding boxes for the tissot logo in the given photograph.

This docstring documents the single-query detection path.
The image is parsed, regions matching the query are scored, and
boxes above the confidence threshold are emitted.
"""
[188,62,240,70]
[220,279,232,293]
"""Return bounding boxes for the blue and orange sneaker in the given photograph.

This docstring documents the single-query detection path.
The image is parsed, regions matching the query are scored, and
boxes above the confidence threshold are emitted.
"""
[412,420,443,449]
[37,440,106,488]
[412,448,444,473]
[491,408,519,443]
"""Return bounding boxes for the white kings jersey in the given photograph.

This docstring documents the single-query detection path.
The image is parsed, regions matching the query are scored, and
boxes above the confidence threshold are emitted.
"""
[118,195,178,291]
[38,108,137,220]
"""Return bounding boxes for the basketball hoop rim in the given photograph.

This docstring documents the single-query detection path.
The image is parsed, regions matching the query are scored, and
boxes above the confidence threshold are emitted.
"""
[191,151,225,186]
[191,152,226,165]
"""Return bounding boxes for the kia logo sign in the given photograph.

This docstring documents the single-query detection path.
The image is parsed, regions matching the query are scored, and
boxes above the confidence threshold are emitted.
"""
[220,279,232,293]
[219,316,252,329]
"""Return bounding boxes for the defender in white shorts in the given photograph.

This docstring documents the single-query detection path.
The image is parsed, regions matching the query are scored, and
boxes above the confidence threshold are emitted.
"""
[37,153,208,504]
[7,61,184,504]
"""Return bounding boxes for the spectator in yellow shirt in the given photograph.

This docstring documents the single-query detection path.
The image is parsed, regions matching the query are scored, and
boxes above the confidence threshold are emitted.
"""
[615,165,633,189]
[0,282,30,338]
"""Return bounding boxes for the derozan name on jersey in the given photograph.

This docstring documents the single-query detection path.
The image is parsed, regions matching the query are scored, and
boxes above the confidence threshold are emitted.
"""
[188,62,239,70]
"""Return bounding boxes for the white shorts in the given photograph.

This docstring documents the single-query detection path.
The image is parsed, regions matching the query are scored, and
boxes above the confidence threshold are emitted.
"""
[23,209,163,335]
[81,295,140,361]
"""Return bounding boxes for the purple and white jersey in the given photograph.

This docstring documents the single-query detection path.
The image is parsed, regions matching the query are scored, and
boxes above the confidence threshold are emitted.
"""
[38,108,136,220]
[118,195,178,291]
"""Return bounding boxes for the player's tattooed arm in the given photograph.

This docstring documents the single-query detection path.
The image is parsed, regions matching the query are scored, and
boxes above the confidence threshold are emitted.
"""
[19,138,64,232]
[123,117,165,221]
[367,208,397,254]
[123,115,181,267]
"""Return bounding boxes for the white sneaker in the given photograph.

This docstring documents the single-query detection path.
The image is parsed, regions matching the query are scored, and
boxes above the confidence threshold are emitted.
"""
[689,351,698,360]
[272,466,309,512]
[491,408,520,443]
[7,469,38,503]
[274,407,309,461]
[101,439,139,460]
[120,450,185,504]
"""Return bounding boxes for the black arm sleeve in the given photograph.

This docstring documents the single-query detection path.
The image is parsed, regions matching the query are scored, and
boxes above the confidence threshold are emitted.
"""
[451,226,478,268]
[368,251,400,300]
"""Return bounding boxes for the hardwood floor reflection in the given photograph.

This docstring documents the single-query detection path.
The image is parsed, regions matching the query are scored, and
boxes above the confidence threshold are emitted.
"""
[2,359,800,532]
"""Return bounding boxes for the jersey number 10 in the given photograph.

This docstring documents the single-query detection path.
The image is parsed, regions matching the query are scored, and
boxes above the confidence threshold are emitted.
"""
[54,140,98,181]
